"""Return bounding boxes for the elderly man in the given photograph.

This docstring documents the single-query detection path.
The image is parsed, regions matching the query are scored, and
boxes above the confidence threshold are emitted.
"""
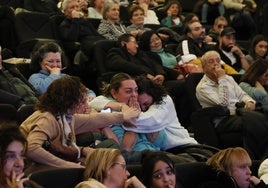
[196,50,268,160]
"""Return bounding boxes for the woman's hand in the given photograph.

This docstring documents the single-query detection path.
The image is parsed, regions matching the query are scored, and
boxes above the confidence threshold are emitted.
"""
[122,106,140,127]
[46,65,61,75]
[124,176,146,188]
[128,96,140,110]
[153,75,165,85]
[6,171,28,188]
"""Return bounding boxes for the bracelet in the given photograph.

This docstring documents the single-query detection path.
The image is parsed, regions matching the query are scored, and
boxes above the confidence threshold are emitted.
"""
[240,54,245,59]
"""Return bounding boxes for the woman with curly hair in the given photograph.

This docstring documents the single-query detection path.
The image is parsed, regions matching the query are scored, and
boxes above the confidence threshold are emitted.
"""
[19,76,140,173]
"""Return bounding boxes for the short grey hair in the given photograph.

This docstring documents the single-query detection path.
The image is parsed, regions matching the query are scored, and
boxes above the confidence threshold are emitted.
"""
[102,0,119,19]
[201,50,221,66]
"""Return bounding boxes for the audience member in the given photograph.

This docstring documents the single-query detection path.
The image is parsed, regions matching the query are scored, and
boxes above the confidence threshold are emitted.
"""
[0,122,42,188]
[135,0,160,24]
[59,0,104,58]
[20,76,139,172]
[75,148,146,188]
[176,20,212,58]
[196,50,268,159]
[139,30,194,78]
[206,147,266,188]
[211,26,250,73]
[201,0,225,24]
[223,0,256,40]
[141,151,181,188]
[207,16,228,44]
[0,46,38,110]
[239,59,268,107]
[245,34,268,65]
[97,0,127,40]
[28,42,96,98]
[161,0,184,28]
[87,0,104,19]
[126,5,151,39]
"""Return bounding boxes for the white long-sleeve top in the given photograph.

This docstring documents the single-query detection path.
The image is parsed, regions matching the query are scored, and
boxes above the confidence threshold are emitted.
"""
[196,74,255,115]
[259,158,268,184]
[89,95,197,149]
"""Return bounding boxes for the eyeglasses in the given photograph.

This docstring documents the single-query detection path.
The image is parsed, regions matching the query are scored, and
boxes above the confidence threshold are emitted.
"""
[114,162,127,171]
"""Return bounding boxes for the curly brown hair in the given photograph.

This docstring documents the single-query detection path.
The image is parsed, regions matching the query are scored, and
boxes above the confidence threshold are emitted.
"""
[35,76,87,115]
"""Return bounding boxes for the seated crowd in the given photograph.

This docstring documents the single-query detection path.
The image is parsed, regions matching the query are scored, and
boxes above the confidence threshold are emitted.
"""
[1,0,268,187]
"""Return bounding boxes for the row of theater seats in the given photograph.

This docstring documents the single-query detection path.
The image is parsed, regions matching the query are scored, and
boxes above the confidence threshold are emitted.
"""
[29,161,261,188]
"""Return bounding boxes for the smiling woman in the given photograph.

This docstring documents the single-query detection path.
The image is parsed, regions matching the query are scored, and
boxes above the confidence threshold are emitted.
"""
[0,122,42,188]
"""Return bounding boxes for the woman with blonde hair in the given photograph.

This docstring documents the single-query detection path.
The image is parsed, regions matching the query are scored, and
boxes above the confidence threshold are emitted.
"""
[75,148,145,188]
[206,147,266,188]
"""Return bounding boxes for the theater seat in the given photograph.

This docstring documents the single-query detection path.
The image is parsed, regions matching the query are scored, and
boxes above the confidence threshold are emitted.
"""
[14,9,59,58]
[91,40,118,93]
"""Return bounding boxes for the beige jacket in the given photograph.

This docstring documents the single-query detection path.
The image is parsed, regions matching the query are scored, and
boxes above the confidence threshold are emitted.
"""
[20,111,123,168]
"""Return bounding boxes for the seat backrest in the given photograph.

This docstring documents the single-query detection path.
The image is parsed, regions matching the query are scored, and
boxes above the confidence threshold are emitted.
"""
[14,9,57,43]
[184,73,204,111]
[92,39,117,76]
[29,168,84,188]
[49,14,65,40]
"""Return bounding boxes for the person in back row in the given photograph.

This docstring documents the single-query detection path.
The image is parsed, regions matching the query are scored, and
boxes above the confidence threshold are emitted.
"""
[59,0,104,59]
[28,42,96,98]
[210,26,250,73]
